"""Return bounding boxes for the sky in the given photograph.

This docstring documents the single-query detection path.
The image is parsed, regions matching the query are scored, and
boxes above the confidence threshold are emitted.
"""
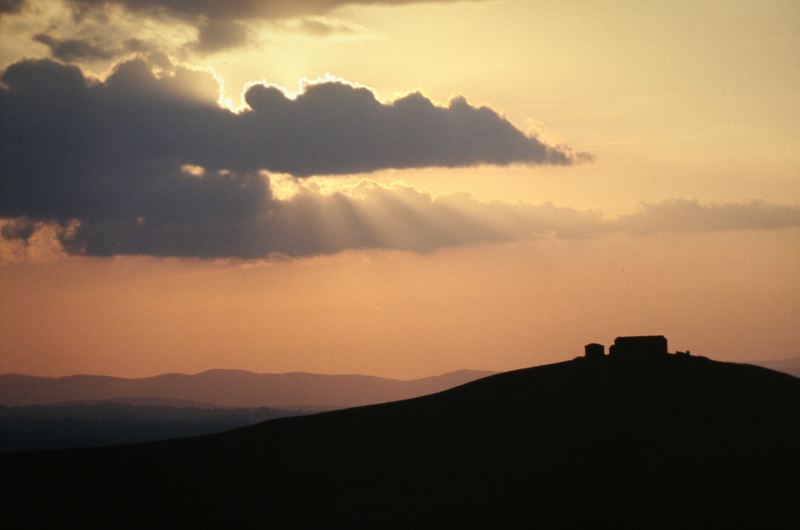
[1,0,799,378]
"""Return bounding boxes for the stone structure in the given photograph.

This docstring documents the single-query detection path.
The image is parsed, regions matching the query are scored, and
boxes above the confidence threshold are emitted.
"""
[584,343,605,359]
[608,335,668,358]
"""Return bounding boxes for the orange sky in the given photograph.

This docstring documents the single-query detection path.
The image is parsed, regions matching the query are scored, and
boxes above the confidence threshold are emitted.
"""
[2,229,798,378]
[1,1,799,377]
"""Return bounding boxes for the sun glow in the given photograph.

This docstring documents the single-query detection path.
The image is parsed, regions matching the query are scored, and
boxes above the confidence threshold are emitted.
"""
[0,0,798,379]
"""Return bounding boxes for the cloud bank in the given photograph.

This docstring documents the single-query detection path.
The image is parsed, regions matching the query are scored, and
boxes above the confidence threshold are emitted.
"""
[0,0,25,16]
[0,56,578,216]
[64,0,473,23]
[1,56,796,261]
[9,1,478,55]
[31,33,149,62]
[3,181,799,260]
[617,199,800,234]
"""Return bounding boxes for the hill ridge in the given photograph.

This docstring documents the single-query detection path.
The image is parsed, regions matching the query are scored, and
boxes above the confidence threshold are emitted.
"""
[0,368,496,408]
[5,354,799,529]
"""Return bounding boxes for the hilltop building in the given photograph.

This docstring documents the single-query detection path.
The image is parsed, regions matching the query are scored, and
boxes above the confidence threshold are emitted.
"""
[610,335,668,357]
[584,335,670,359]
[584,343,605,359]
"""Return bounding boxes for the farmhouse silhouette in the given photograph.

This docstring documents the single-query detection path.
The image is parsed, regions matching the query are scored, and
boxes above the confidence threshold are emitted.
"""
[584,335,690,358]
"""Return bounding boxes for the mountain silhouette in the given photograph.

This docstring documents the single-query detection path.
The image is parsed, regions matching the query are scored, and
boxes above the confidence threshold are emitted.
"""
[3,355,799,529]
[0,369,494,408]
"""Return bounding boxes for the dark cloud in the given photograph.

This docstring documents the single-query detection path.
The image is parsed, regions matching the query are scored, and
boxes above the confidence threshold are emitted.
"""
[0,56,577,214]
[0,0,24,15]
[33,33,118,62]
[51,183,609,258]
[65,1,473,22]
[2,2,479,58]
[5,186,800,260]
[0,217,37,243]
[193,19,249,53]
[32,32,154,62]
[2,57,794,260]
[0,56,579,257]
[240,84,577,174]
[54,1,477,52]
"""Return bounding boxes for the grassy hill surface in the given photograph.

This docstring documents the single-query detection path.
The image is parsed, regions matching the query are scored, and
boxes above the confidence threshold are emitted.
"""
[3,355,799,529]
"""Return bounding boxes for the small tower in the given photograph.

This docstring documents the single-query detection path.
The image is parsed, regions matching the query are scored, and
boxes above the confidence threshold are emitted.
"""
[584,343,605,359]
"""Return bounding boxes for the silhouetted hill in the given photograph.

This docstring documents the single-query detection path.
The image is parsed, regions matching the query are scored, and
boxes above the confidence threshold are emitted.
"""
[3,356,799,529]
[750,355,800,378]
[0,369,494,408]
[0,402,312,452]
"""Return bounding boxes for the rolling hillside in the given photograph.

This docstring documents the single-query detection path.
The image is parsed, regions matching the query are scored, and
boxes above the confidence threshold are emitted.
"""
[0,401,312,452]
[3,355,799,529]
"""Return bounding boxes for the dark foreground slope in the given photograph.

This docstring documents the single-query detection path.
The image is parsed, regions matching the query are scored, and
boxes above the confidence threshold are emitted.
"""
[0,401,311,452]
[4,356,800,529]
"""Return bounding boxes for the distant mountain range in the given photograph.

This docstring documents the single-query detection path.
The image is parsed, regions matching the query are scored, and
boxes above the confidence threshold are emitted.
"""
[2,361,796,455]
[0,369,494,452]
[4,355,799,529]
[3,358,796,410]
[0,369,494,408]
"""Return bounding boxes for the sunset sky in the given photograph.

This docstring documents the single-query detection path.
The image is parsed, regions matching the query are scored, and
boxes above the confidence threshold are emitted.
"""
[1,0,798,378]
